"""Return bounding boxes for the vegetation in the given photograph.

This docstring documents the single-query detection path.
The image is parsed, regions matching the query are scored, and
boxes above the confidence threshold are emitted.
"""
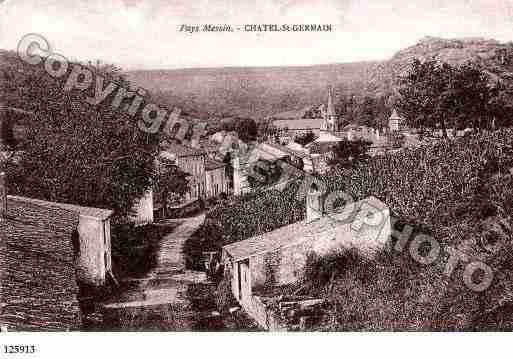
[111,222,180,278]
[396,58,507,135]
[301,129,513,330]
[205,117,258,143]
[2,51,186,219]
[327,139,372,168]
[294,131,316,146]
[247,159,284,190]
[335,94,390,129]
[153,163,190,213]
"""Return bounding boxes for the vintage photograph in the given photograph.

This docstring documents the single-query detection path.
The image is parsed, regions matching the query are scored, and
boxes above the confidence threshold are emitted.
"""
[2,0,513,336]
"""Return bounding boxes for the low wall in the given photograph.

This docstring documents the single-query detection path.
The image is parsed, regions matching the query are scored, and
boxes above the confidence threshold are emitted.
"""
[241,295,284,331]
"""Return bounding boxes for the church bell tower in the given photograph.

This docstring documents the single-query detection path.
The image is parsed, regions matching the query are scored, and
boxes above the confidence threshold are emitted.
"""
[323,86,338,132]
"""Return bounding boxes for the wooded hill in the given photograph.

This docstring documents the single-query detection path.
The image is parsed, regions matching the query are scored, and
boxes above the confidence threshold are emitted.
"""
[126,36,513,119]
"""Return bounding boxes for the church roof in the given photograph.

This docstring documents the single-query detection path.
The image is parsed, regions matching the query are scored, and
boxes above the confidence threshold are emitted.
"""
[314,131,344,143]
[273,118,322,130]
[389,109,404,120]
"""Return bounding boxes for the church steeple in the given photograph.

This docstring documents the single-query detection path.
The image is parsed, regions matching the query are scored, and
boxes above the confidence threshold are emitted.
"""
[322,86,338,132]
[326,86,336,119]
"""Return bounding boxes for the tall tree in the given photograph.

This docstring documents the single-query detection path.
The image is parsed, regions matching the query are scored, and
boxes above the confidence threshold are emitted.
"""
[328,139,372,168]
[397,58,497,135]
[2,51,161,218]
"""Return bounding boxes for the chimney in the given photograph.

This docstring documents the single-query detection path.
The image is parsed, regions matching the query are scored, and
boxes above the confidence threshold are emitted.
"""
[306,183,323,223]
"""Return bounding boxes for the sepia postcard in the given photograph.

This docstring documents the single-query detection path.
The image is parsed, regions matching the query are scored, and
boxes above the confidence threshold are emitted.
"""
[1,0,513,357]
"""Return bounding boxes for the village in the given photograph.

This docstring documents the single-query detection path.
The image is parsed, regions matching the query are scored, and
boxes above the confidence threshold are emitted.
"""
[2,71,508,331]
[3,27,513,332]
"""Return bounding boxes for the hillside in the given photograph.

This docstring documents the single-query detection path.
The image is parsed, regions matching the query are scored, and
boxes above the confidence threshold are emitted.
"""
[127,36,513,118]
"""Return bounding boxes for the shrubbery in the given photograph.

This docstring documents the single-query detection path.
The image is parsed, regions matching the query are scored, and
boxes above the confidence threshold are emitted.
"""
[310,129,513,330]
[321,129,513,241]
[111,223,179,278]
[206,180,305,245]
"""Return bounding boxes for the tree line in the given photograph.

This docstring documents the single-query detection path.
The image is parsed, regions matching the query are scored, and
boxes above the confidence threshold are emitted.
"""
[397,58,513,136]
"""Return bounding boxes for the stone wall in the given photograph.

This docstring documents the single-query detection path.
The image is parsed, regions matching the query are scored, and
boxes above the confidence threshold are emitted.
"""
[250,206,390,289]
[0,198,82,331]
[205,166,228,198]
[75,216,108,286]
[130,189,154,226]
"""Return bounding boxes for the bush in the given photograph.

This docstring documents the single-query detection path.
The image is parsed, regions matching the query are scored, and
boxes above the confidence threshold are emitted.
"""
[111,223,178,278]
[205,179,305,246]
[302,248,366,295]
[183,223,223,270]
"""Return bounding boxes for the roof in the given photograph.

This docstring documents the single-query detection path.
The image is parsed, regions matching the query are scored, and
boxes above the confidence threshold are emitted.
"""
[223,196,388,261]
[267,106,315,120]
[273,118,322,130]
[200,139,221,153]
[389,109,404,120]
[1,196,82,330]
[161,142,206,158]
[205,158,225,170]
[7,195,114,220]
[256,143,292,160]
[266,142,309,159]
[314,131,344,143]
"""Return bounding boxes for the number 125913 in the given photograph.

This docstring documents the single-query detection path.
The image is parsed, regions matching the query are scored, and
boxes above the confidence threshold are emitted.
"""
[3,345,36,354]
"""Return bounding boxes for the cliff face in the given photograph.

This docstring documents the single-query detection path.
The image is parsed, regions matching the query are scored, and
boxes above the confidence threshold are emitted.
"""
[361,37,513,100]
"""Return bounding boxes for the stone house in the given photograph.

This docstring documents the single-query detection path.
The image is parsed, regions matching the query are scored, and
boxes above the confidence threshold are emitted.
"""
[130,189,154,226]
[389,109,405,132]
[222,192,390,328]
[159,142,229,202]
[0,194,112,330]
[205,158,228,198]
[6,196,114,287]
[160,143,207,201]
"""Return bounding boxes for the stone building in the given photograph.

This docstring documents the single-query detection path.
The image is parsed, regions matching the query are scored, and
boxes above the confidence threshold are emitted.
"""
[205,158,228,198]
[159,142,229,202]
[222,192,390,328]
[272,87,340,137]
[6,196,114,287]
[159,143,207,201]
[389,108,405,132]
[130,190,154,225]
[0,194,115,331]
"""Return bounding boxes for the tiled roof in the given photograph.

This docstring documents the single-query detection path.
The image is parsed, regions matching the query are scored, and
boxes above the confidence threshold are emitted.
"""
[389,109,404,120]
[7,196,113,220]
[205,158,225,170]
[314,131,344,143]
[273,118,322,130]
[162,142,206,158]
[264,142,309,159]
[1,197,82,330]
[223,196,387,261]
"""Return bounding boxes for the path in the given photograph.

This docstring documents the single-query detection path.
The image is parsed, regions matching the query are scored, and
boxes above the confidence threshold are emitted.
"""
[99,213,222,330]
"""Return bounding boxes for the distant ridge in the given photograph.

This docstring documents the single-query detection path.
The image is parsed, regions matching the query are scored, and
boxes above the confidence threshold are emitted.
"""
[126,36,513,119]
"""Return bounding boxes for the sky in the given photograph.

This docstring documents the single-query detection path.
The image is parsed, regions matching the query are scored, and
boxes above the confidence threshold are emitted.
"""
[1,0,513,70]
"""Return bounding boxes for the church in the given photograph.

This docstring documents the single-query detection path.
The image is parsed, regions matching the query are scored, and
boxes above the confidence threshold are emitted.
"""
[272,87,341,137]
